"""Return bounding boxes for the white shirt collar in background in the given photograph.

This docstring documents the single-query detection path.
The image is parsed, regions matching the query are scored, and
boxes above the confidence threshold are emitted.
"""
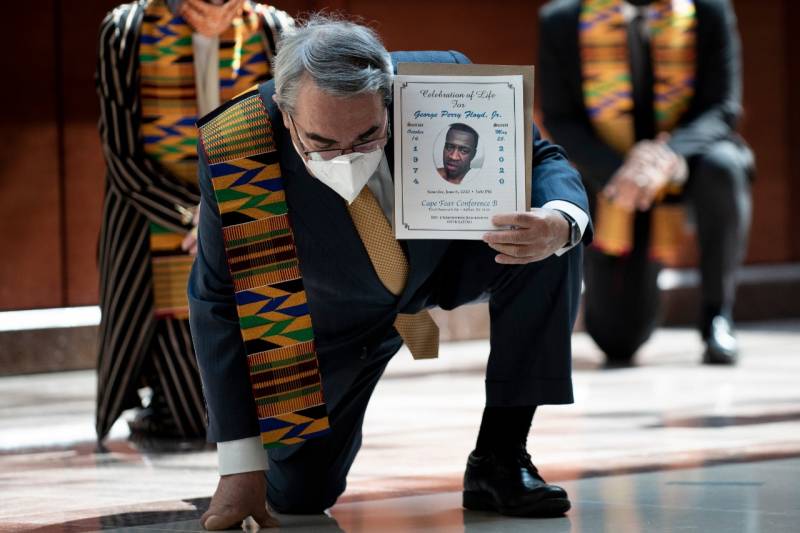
[192,33,221,117]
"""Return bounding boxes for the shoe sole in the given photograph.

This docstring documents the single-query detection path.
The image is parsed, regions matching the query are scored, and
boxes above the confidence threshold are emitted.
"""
[463,490,571,518]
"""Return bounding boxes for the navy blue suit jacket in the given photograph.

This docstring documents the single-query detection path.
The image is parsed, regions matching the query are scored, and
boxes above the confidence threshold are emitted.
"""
[189,50,591,443]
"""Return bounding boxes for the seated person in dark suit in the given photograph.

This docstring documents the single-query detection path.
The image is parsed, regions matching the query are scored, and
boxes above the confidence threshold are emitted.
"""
[539,0,753,366]
[188,15,592,529]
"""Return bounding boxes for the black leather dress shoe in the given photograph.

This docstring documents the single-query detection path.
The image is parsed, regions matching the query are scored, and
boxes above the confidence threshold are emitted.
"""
[463,449,570,517]
[702,315,738,365]
[128,406,182,438]
[127,406,205,440]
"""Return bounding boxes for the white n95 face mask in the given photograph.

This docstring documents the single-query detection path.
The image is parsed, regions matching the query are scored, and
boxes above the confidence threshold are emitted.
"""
[295,143,384,204]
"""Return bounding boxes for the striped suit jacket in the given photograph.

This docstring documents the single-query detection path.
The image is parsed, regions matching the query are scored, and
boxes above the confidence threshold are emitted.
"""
[94,0,293,441]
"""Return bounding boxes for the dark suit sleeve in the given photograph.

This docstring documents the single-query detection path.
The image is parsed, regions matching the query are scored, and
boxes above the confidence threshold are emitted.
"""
[538,2,624,191]
[448,50,471,64]
[532,124,594,244]
[390,50,472,70]
[188,145,260,443]
[667,0,743,159]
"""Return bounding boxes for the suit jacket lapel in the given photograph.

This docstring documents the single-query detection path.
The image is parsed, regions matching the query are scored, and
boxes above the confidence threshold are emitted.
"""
[261,84,381,292]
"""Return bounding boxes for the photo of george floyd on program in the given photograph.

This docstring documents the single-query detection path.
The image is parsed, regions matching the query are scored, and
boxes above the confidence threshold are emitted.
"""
[392,67,529,239]
[1,1,799,532]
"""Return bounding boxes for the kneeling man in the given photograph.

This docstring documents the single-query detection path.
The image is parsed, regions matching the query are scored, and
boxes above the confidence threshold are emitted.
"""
[189,15,591,529]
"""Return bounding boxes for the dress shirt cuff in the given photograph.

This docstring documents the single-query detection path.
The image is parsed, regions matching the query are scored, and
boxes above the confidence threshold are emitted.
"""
[671,154,690,187]
[217,436,268,475]
[543,200,589,257]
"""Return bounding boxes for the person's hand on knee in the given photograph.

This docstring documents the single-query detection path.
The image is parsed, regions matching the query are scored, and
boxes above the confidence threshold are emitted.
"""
[201,471,278,530]
[603,134,686,212]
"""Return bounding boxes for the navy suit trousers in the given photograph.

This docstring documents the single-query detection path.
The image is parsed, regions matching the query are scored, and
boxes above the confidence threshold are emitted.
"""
[266,242,583,513]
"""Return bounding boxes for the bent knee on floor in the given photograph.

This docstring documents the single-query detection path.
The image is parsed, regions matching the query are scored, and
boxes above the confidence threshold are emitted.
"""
[267,472,345,514]
[691,141,750,188]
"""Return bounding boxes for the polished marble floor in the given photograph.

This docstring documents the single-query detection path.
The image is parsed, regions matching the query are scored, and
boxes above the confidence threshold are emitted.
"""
[1,320,799,532]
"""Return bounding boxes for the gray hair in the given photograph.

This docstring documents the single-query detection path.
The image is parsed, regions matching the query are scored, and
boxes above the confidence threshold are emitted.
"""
[272,15,394,115]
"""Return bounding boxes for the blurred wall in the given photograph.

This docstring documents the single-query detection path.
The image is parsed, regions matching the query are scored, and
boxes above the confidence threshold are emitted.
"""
[0,0,797,310]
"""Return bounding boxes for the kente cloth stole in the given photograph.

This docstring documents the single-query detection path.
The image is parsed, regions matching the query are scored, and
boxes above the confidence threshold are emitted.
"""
[580,0,696,263]
[139,0,271,318]
[198,89,331,448]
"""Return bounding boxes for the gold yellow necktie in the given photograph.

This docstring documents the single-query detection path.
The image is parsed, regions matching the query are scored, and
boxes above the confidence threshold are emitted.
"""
[347,187,439,359]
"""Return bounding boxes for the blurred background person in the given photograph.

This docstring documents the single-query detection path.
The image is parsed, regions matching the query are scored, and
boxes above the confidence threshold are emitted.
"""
[95,0,293,443]
[539,0,753,367]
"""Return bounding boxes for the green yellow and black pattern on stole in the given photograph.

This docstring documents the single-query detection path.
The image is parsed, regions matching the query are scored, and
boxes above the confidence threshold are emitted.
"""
[139,0,271,318]
[580,0,696,264]
[198,88,331,448]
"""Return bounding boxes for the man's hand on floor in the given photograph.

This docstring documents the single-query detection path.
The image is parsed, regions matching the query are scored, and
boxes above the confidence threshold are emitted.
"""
[201,471,278,530]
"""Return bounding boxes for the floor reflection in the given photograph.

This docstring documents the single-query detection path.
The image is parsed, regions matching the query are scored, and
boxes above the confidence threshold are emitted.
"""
[2,322,799,531]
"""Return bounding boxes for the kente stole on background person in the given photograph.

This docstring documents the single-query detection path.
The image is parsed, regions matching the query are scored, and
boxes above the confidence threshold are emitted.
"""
[580,0,696,263]
[198,88,331,448]
[139,0,271,318]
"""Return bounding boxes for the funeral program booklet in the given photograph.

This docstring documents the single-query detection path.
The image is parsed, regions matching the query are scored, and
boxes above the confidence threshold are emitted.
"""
[393,64,534,240]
